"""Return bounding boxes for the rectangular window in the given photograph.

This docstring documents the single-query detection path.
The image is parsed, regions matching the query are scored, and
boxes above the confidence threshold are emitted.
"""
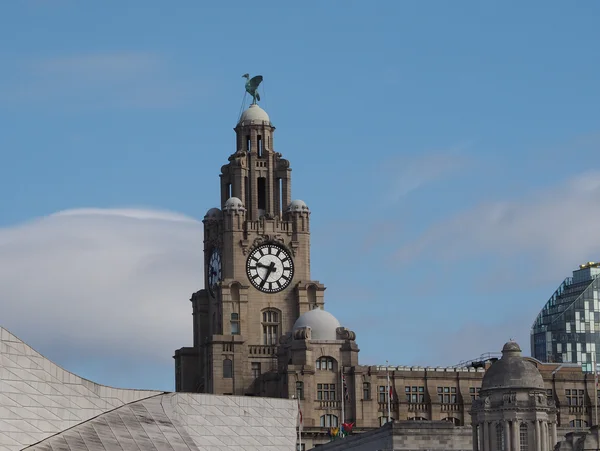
[437,387,458,404]
[317,384,336,401]
[257,177,266,211]
[363,382,371,400]
[257,135,263,157]
[405,386,424,403]
[251,362,261,379]
[296,381,304,400]
[379,386,386,403]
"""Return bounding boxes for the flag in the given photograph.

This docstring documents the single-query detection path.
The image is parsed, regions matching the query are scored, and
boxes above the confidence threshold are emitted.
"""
[342,374,350,401]
[342,422,355,435]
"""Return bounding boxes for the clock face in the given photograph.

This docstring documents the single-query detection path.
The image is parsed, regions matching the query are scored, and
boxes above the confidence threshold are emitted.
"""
[246,244,294,293]
[208,249,222,295]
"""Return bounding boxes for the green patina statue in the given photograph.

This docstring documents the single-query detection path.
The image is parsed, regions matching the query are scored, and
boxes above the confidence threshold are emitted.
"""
[242,73,263,104]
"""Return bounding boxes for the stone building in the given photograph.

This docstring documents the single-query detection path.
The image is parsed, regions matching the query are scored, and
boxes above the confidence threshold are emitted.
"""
[471,341,558,450]
[173,101,597,449]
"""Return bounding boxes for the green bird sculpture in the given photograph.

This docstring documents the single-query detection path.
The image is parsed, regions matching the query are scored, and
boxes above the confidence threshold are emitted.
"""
[242,73,263,104]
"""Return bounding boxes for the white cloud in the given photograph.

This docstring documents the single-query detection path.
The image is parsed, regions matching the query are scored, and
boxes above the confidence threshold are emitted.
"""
[395,170,600,280]
[0,208,203,379]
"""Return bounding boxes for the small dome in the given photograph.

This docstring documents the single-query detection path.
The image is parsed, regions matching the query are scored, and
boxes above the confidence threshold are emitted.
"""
[293,308,341,341]
[286,200,310,213]
[238,104,270,125]
[204,208,222,220]
[223,197,245,212]
[481,340,545,391]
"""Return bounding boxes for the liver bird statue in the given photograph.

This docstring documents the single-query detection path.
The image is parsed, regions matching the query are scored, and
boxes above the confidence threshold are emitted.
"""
[242,73,263,104]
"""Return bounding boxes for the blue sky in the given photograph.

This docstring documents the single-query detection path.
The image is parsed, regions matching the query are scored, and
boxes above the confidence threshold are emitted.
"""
[1,1,599,391]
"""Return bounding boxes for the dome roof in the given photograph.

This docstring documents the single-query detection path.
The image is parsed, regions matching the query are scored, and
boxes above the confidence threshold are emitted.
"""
[238,104,270,125]
[223,197,245,212]
[481,341,545,391]
[286,200,310,213]
[293,308,341,341]
[204,208,222,220]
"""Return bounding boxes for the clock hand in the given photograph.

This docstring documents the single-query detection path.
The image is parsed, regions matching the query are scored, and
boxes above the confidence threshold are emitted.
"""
[260,262,276,287]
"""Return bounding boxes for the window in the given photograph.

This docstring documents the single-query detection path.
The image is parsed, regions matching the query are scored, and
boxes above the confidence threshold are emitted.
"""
[257,177,266,211]
[262,310,280,345]
[296,445,305,451]
[566,389,584,405]
[443,417,460,425]
[405,386,425,403]
[317,383,336,400]
[230,313,240,335]
[363,382,371,400]
[296,381,304,400]
[437,387,458,404]
[251,362,261,379]
[496,423,504,450]
[569,419,588,427]
[316,357,335,371]
[469,387,481,400]
[320,414,338,427]
[223,359,232,379]
[257,135,263,157]
[520,423,528,451]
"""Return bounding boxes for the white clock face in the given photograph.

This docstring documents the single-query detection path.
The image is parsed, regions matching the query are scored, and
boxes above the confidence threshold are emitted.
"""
[246,244,294,293]
[208,249,222,295]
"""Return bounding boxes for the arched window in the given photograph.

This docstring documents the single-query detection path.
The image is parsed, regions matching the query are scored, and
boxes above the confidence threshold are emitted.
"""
[316,356,335,371]
[320,414,338,427]
[363,382,371,400]
[519,423,528,451]
[223,359,232,379]
[296,381,304,400]
[496,423,504,450]
[230,313,240,335]
[262,309,280,345]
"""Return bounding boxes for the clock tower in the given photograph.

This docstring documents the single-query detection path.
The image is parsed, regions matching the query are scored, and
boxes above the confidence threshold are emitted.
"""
[174,101,327,396]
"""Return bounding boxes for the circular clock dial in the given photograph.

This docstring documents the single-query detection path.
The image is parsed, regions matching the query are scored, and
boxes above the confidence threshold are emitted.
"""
[208,249,222,295]
[246,244,294,293]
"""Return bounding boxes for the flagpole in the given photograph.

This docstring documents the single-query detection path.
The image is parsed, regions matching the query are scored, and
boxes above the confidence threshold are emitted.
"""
[386,360,391,423]
[297,398,303,451]
[341,368,345,426]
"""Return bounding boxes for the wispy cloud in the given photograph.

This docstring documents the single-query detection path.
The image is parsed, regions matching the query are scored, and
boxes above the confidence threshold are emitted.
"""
[383,145,471,201]
[0,208,203,389]
[3,52,201,110]
[395,170,600,279]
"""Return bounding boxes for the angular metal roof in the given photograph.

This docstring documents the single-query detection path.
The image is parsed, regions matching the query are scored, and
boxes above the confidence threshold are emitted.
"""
[0,327,297,450]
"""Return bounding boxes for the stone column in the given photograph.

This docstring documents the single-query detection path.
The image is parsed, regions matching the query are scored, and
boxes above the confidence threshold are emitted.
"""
[483,422,490,451]
[479,423,486,451]
[504,420,512,451]
[473,424,479,451]
[543,422,550,451]
[550,421,557,448]
[541,421,547,451]
[534,420,541,451]
[512,420,520,451]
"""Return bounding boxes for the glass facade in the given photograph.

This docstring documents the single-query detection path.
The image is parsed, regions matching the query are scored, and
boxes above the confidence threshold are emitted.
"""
[531,263,600,371]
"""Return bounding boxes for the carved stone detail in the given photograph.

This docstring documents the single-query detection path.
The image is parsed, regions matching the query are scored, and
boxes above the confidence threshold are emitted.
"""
[294,326,311,340]
[336,327,356,341]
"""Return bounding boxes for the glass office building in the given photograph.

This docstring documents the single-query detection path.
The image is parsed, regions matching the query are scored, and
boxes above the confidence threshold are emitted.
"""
[531,262,600,372]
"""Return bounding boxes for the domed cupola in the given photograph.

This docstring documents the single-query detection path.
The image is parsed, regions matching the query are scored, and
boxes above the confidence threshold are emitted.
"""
[223,197,245,213]
[481,340,545,392]
[238,104,271,126]
[292,308,341,341]
[203,207,222,222]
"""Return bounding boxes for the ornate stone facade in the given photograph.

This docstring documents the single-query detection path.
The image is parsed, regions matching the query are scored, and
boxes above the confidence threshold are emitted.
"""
[174,102,595,450]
